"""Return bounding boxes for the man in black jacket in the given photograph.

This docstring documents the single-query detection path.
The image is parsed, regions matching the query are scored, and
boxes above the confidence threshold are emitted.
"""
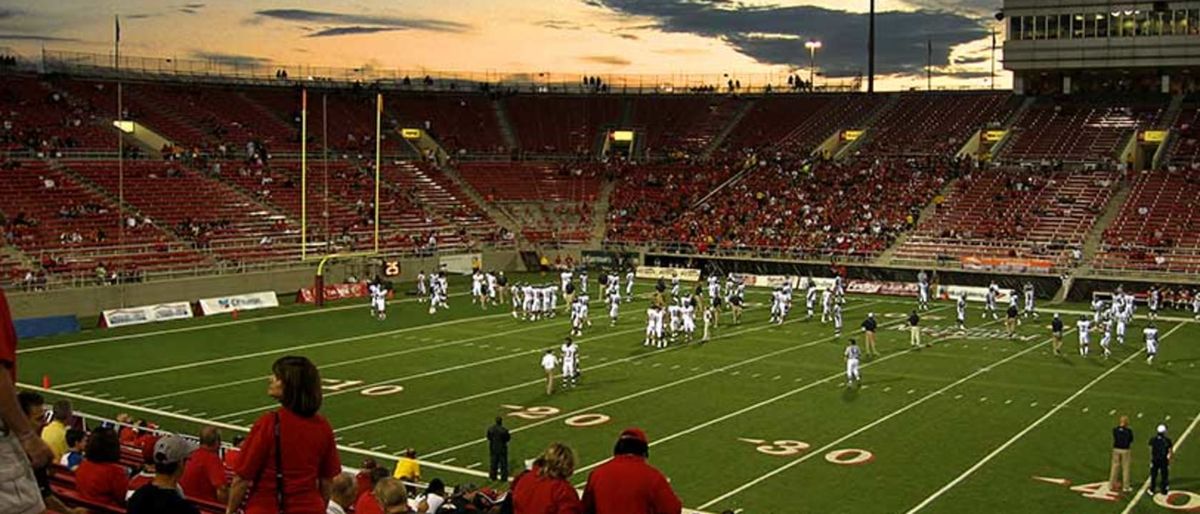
[486,416,511,482]
[861,313,878,357]
[1149,424,1174,495]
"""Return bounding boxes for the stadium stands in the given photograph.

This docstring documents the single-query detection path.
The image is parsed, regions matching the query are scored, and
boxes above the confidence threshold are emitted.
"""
[894,167,1118,267]
[1096,169,1200,273]
[627,96,745,157]
[722,95,839,151]
[999,96,1168,163]
[386,93,506,155]
[456,161,601,244]
[1167,95,1200,167]
[504,96,623,154]
[0,74,114,153]
[856,92,1018,156]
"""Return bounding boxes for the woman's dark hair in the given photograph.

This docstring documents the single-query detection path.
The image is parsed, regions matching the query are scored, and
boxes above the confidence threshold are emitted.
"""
[85,426,121,464]
[425,478,446,496]
[272,356,323,417]
[613,437,649,458]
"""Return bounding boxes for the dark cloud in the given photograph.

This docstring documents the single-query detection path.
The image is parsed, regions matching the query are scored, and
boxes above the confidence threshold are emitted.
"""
[615,33,639,40]
[191,51,272,67]
[905,0,1000,17]
[255,8,469,33]
[180,8,199,14]
[0,33,79,42]
[538,19,585,30]
[580,55,632,66]
[183,3,206,8]
[126,14,154,19]
[306,26,400,38]
[586,1,989,76]
[954,55,988,65]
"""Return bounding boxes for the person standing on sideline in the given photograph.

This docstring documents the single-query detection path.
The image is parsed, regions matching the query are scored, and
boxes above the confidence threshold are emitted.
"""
[1149,424,1173,496]
[1110,416,1134,492]
[0,286,53,514]
[541,350,560,395]
[1051,313,1064,355]
[908,310,921,348]
[581,428,681,514]
[487,417,511,482]
[860,313,878,357]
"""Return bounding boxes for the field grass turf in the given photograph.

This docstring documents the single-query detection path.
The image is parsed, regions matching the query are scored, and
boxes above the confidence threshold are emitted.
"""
[14,275,1200,513]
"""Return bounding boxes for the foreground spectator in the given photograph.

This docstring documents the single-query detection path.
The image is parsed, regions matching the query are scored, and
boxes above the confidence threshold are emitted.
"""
[374,478,411,514]
[128,435,200,514]
[16,391,75,514]
[128,434,161,497]
[326,472,357,514]
[512,442,583,514]
[227,356,341,514]
[60,428,85,470]
[75,426,129,508]
[416,478,447,513]
[41,399,72,461]
[0,286,51,514]
[581,428,681,514]
[354,467,391,514]
[180,425,228,503]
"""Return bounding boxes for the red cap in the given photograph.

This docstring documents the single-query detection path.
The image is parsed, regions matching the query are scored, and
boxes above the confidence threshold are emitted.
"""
[620,427,648,445]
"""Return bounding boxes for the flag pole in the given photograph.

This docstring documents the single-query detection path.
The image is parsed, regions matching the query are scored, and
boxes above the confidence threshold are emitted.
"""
[301,88,308,261]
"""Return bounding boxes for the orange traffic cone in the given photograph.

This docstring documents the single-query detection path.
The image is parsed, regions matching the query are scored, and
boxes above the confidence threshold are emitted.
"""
[42,374,50,389]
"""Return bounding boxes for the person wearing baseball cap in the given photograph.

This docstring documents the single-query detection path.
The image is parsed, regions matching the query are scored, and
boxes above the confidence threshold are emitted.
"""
[1148,424,1174,496]
[581,428,681,514]
[128,435,200,514]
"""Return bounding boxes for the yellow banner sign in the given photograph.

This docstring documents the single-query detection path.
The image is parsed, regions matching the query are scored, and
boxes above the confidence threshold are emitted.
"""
[842,130,863,141]
[983,130,1006,142]
[1142,130,1167,143]
[401,128,422,140]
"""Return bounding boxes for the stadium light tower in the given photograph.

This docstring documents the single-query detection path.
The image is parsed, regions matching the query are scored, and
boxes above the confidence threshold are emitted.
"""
[805,40,823,90]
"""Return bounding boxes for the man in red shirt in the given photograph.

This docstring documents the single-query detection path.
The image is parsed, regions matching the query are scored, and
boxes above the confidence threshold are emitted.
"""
[180,426,228,504]
[581,428,681,514]
[0,286,53,514]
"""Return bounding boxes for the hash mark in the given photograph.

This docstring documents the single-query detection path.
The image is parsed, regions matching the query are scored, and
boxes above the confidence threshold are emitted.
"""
[466,462,482,469]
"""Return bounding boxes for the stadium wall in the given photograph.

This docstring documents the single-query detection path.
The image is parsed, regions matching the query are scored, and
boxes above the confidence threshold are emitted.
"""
[6,250,522,320]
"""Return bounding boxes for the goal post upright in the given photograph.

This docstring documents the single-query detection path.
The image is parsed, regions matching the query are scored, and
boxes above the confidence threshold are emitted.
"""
[374,92,382,255]
[301,88,309,262]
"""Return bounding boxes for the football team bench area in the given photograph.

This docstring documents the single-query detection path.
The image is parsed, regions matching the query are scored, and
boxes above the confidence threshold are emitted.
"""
[11,272,1200,514]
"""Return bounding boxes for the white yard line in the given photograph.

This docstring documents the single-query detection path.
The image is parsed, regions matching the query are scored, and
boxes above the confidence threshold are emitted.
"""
[904,322,1187,513]
[572,318,1008,479]
[56,310,520,389]
[417,302,931,457]
[14,383,493,479]
[18,292,472,354]
[698,327,1076,511]
[1120,408,1200,514]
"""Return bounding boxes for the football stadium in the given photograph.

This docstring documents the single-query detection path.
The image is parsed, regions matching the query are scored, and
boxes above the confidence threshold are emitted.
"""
[1,1,1199,513]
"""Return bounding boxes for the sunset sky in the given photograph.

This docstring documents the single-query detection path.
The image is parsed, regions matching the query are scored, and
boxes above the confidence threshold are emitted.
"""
[0,0,1010,91]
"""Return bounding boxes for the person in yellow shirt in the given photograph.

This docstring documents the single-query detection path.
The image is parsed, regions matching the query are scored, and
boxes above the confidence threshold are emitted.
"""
[392,448,421,482]
[41,400,72,461]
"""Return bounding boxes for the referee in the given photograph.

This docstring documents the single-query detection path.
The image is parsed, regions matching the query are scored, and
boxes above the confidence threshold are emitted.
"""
[1149,424,1174,496]
[1110,415,1133,492]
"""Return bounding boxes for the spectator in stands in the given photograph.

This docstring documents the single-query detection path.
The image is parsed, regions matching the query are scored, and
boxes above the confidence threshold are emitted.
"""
[41,399,72,461]
[512,442,583,514]
[128,434,161,497]
[374,477,411,514]
[16,391,76,514]
[355,457,380,497]
[392,447,421,482]
[223,434,244,471]
[75,426,129,508]
[227,355,341,514]
[60,428,85,470]
[354,467,390,514]
[117,413,137,444]
[416,478,447,514]
[326,472,357,514]
[128,435,200,514]
[180,425,229,504]
[581,428,681,514]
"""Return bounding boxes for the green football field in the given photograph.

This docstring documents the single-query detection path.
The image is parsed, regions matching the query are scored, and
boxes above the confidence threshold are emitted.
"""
[12,275,1200,514]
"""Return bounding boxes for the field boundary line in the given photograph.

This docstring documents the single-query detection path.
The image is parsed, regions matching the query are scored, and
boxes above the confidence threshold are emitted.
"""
[416,302,935,456]
[904,322,1187,513]
[697,326,1078,511]
[1120,407,1200,513]
[13,383,493,479]
[334,301,899,434]
[573,317,1008,480]
[18,291,473,354]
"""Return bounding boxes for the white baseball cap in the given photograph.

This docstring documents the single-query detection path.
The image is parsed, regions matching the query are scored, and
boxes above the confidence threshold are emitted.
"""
[1157,424,1167,434]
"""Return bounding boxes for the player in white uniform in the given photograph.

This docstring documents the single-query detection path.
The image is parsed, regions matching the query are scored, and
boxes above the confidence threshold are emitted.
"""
[1022,283,1037,318]
[806,284,818,320]
[707,275,720,301]
[1148,286,1161,321]
[369,280,388,321]
[1092,297,1105,324]
[681,300,696,343]
[522,284,535,320]
[579,293,591,327]
[956,293,967,331]
[608,288,621,325]
[546,285,558,317]
[702,304,714,342]
[668,303,682,340]
[416,271,427,303]
[917,270,930,311]
[472,270,485,306]
[1116,304,1129,345]
[670,274,681,298]
[625,270,635,301]
[486,271,498,304]
[561,338,579,388]
[844,339,861,387]
[560,270,573,296]
[769,288,786,325]
[821,288,833,323]
[1193,289,1200,320]
[1077,317,1092,357]
[1099,314,1114,359]
[644,305,664,348]
[570,298,585,336]
[832,301,843,336]
[579,270,589,295]
[1144,324,1159,365]
[511,282,523,319]
[984,282,999,320]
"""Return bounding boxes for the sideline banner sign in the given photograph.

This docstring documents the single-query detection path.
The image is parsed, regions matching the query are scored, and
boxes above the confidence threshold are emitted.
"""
[198,292,279,315]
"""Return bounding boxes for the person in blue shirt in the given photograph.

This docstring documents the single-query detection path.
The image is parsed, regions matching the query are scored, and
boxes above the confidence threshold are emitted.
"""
[60,429,85,471]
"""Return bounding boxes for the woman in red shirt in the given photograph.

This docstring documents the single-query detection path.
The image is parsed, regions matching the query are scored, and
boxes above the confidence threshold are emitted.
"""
[74,426,130,508]
[226,356,341,514]
[512,443,583,514]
